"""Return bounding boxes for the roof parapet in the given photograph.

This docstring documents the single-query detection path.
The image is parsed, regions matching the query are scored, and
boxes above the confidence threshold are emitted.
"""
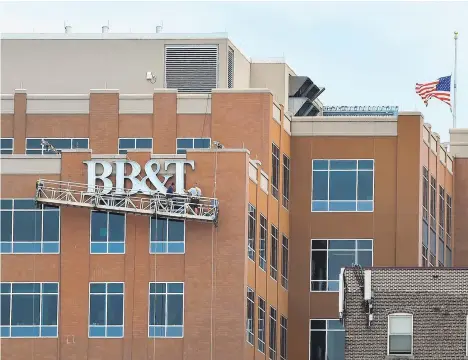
[323,106,399,117]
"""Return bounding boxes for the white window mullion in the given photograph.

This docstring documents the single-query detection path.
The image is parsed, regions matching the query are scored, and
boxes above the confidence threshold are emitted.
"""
[104,285,108,337]
[39,284,42,336]
[165,290,169,336]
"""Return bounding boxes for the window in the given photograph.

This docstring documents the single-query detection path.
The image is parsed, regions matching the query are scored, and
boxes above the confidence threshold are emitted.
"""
[228,46,234,88]
[258,296,266,353]
[0,138,13,154]
[430,176,436,228]
[259,215,267,271]
[429,228,436,266]
[149,282,184,338]
[90,211,125,254]
[0,282,58,338]
[310,319,344,360]
[271,144,280,199]
[280,316,287,360]
[246,287,255,345]
[388,314,413,355]
[312,159,374,212]
[311,239,373,292]
[446,194,452,241]
[118,138,152,154]
[438,239,445,267]
[271,225,278,281]
[26,138,88,154]
[446,246,452,267]
[269,306,277,360]
[1,199,60,254]
[176,138,211,154]
[150,217,185,254]
[248,204,256,261]
[282,154,290,209]
[422,167,429,220]
[422,219,428,266]
[89,282,124,338]
[439,186,445,240]
[281,235,289,289]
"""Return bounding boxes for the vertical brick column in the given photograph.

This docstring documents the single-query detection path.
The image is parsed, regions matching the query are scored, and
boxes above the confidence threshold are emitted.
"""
[153,89,177,154]
[89,90,119,154]
[13,89,27,154]
[59,150,92,360]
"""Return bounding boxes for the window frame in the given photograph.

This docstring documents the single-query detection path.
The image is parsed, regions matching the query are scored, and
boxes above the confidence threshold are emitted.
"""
[310,239,374,292]
[430,176,436,228]
[176,137,211,154]
[422,167,429,220]
[309,319,345,360]
[282,154,290,210]
[149,217,186,254]
[311,159,375,212]
[0,137,14,154]
[88,282,125,338]
[248,204,256,262]
[446,194,452,242]
[0,282,59,338]
[258,296,266,353]
[25,137,89,154]
[90,211,126,254]
[259,214,267,271]
[271,143,280,200]
[246,287,255,345]
[118,137,153,154]
[270,225,279,281]
[148,282,184,338]
[280,315,287,360]
[387,313,413,356]
[269,306,277,360]
[281,234,289,290]
[1,199,60,254]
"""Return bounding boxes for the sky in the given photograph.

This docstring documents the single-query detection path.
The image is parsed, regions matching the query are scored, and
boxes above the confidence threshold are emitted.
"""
[0,1,467,142]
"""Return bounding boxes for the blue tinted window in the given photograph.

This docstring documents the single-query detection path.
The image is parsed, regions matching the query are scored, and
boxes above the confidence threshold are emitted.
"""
[311,239,373,292]
[135,138,152,149]
[312,159,374,212]
[149,282,184,338]
[26,139,42,149]
[90,212,125,254]
[26,138,89,154]
[194,138,210,148]
[48,139,70,148]
[119,138,135,148]
[1,282,58,338]
[0,138,13,148]
[176,138,210,153]
[72,138,89,149]
[119,138,152,152]
[150,218,185,254]
[176,138,193,149]
[310,319,345,360]
[89,282,124,338]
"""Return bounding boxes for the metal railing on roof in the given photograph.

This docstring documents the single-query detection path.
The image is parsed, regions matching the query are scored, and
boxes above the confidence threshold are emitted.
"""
[323,106,399,117]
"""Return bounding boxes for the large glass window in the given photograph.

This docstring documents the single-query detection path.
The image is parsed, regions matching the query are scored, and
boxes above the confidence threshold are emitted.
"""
[149,282,184,338]
[258,296,266,353]
[422,220,428,267]
[89,282,124,338]
[280,315,287,360]
[281,235,289,290]
[312,160,374,212]
[430,176,436,228]
[429,228,436,267]
[282,154,290,209]
[270,225,278,281]
[118,138,153,154]
[438,239,445,267]
[269,306,277,360]
[388,314,413,355]
[310,319,344,360]
[271,144,280,199]
[246,287,255,345]
[259,215,267,271]
[311,239,373,292]
[1,199,60,254]
[439,186,445,242]
[446,246,452,267]
[446,194,452,243]
[90,211,125,254]
[0,138,13,154]
[176,138,211,154]
[248,204,256,261]
[0,282,58,338]
[150,218,185,254]
[26,138,88,154]
[422,167,429,220]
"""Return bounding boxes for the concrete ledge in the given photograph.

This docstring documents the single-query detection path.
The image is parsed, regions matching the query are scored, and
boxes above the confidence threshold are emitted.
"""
[27,94,90,114]
[0,154,60,159]
[14,89,27,94]
[151,154,186,159]
[89,89,119,94]
[126,148,152,153]
[0,157,61,174]
[186,148,251,155]
[154,88,178,94]
[212,88,273,95]
[91,154,126,159]
[119,94,153,114]
[1,95,14,114]
[61,149,92,153]
[399,111,423,117]
[177,94,211,114]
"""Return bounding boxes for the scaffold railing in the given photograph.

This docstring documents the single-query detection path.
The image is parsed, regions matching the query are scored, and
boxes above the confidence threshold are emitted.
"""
[35,179,219,224]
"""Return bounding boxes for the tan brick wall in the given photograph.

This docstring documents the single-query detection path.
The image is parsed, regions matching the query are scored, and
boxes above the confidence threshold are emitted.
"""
[26,115,89,138]
[89,92,119,154]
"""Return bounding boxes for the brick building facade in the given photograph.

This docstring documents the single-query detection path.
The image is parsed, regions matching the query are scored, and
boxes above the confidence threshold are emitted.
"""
[342,267,468,359]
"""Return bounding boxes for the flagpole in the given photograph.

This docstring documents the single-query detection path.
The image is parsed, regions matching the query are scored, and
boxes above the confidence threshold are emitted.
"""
[453,31,458,128]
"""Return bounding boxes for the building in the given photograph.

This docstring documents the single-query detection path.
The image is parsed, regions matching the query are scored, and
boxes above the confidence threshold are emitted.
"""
[1,29,467,360]
[341,267,468,359]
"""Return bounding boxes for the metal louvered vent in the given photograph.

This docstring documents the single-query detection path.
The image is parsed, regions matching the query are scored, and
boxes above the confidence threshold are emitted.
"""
[228,47,234,88]
[165,45,219,93]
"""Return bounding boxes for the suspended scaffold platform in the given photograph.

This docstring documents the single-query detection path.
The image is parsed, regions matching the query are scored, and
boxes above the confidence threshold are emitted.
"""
[35,179,219,225]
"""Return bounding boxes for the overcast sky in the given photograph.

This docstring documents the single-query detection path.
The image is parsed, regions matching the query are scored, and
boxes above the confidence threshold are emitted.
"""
[1,1,467,141]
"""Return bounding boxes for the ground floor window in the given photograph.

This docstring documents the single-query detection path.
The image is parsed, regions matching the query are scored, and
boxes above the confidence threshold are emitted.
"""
[310,319,344,360]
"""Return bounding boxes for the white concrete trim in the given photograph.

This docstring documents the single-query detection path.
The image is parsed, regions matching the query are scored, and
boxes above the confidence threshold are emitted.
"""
[1,95,14,114]
[26,94,90,114]
[0,157,61,175]
[90,89,119,94]
[154,88,178,94]
[1,154,60,159]
[399,111,424,118]
[151,154,186,159]
[125,148,153,153]
[2,33,229,40]
[14,89,27,94]
[186,148,251,155]
[212,88,272,95]
[177,94,211,114]
[450,128,468,134]
[91,154,126,159]
[61,149,92,153]
[119,94,153,114]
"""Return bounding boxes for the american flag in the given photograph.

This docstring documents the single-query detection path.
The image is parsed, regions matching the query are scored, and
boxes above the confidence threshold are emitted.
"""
[415,75,451,107]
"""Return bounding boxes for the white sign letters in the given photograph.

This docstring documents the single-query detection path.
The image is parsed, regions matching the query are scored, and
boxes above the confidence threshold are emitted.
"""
[84,159,195,195]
